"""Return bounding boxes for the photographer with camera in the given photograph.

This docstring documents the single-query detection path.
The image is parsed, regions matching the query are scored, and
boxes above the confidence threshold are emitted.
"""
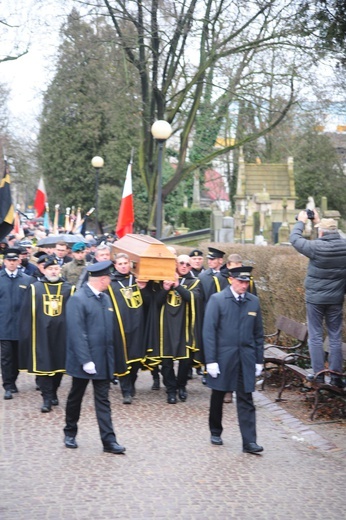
[290,210,346,387]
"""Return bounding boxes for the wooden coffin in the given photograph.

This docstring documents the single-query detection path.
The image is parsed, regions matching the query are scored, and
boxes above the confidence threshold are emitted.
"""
[111,234,176,281]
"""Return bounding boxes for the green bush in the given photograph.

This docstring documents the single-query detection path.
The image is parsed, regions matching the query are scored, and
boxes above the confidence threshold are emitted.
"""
[177,208,211,231]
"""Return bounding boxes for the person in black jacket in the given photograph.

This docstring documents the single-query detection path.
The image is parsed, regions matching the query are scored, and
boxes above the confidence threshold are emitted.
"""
[0,249,33,400]
[203,266,264,453]
[152,254,202,404]
[106,253,149,404]
[19,256,75,412]
[290,213,346,387]
[63,261,127,454]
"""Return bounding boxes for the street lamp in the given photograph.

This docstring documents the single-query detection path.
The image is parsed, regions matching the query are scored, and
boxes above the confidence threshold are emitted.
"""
[151,120,172,240]
[91,156,104,233]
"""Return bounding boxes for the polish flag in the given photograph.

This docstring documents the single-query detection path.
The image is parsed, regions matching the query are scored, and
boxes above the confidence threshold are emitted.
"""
[34,177,47,218]
[116,161,134,238]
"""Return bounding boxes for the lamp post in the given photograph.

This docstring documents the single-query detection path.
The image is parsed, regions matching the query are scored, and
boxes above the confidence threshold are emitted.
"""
[91,156,104,233]
[151,120,172,240]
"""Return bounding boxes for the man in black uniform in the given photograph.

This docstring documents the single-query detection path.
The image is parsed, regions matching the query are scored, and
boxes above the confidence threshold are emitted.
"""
[198,247,225,303]
[216,253,257,403]
[198,247,225,384]
[19,256,75,412]
[0,249,33,399]
[203,266,264,454]
[151,254,202,403]
[64,261,127,454]
[189,249,205,278]
[107,253,149,404]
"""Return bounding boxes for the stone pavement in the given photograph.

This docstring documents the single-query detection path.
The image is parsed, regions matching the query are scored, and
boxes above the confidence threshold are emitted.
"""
[1,370,345,520]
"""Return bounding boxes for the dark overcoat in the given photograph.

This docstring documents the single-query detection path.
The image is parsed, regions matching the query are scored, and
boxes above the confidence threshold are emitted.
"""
[0,269,33,340]
[203,287,264,393]
[198,268,222,305]
[65,284,127,379]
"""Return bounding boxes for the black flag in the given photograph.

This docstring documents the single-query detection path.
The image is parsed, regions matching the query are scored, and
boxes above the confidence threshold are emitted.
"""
[0,160,14,242]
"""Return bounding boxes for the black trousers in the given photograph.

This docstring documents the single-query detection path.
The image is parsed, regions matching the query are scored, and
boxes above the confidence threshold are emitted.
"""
[119,362,141,397]
[64,377,116,445]
[161,357,192,394]
[209,371,256,447]
[38,373,63,401]
[1,340,19,390]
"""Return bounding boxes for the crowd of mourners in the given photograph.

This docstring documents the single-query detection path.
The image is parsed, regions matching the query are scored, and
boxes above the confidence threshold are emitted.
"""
[1,209,344,455]
[0,221,265,455]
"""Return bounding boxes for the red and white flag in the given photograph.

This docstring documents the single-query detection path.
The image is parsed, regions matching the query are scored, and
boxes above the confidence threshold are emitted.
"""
[116,161,134,238]
[34,177,47,218]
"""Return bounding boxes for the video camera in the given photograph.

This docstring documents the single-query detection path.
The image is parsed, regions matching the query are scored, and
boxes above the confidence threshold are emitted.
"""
[295,209,315,221]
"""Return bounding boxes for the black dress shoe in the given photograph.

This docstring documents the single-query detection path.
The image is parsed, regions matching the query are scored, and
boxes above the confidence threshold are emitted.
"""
[123,395,132,404]
[167,393,177,404]
[306,373,325,383]
[151,378,160,390]
[202,375,207,385]
[103,442,126,454]
[330,376,346,388]
[51,397,59,406]
[41,400,51,413]
[65,436,78,449]
[4,390,13,400]
[178,387,187,401]
[243,442,264,454]
[211,435,223,445]
[10,385,18,393]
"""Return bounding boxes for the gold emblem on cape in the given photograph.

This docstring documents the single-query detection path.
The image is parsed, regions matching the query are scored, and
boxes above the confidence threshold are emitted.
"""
[120,286,142,309]
[167,289,182,307]
[43,294,63,316]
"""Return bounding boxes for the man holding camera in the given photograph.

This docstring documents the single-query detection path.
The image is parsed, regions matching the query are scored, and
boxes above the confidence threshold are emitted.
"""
[290,211,346,387]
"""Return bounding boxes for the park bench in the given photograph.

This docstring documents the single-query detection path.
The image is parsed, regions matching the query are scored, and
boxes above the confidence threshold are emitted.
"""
[262,315,308,393]
[281,342,346,420]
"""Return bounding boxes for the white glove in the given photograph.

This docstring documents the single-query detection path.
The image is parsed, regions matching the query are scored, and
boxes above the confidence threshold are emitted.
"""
[255,364,263,377]
[83,361,97,374]
[206,363,220,378]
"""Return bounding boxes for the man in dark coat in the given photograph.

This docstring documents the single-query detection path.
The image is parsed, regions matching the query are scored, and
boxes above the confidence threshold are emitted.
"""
[290,214,346,387]
[0,249,33,399]
[63,261,127,454]
[19,256,75,412]
[54,241,72,267]
[152,254,202,404]
[189,249,206,278]
[203,266,264,454]
[216,253,257,404]
[198,247,225,303]
[106,253,150,404]
[197,247,225,385]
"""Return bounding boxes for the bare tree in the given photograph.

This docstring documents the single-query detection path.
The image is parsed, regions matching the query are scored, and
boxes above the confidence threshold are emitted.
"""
[63,1,336,225]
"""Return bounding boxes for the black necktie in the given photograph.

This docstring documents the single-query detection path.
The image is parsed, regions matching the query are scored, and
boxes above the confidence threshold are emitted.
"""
[237,295,242,303]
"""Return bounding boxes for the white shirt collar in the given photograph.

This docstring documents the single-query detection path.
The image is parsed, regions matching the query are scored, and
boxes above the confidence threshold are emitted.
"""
[230,286,243,300]
[5,269,18,277]
[87,283,102,297]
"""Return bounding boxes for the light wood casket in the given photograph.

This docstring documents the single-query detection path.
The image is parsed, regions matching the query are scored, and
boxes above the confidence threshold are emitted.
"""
[111,234,176,281]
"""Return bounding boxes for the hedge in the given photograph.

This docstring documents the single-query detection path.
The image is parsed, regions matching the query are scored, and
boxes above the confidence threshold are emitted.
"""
[177,208,211,231]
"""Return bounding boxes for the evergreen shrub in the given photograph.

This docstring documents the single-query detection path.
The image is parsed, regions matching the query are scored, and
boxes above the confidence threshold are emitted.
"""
[177,209,211,231]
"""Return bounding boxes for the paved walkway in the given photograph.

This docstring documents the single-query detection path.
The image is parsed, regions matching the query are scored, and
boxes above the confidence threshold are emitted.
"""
[1,370,345,519]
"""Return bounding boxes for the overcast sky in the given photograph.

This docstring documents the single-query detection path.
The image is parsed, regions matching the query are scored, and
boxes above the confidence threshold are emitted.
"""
[2,1,345,142]
[2,1,74,139]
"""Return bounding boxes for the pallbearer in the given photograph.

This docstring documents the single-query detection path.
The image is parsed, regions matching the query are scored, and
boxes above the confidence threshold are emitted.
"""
[19,256,75,412]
